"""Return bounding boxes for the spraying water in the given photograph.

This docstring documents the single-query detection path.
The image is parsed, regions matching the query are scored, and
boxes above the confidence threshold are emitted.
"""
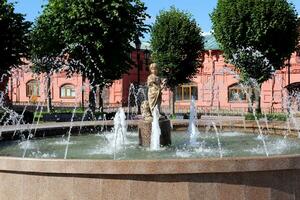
[119,108,127,135]
[222,66,269,156]
[112,108,127,159]
[188,97,200,146]
[127,83,147,119]
[79,108,91,135]
[150,106,161,151]
[64,105,78,159]
[212,122,223,158]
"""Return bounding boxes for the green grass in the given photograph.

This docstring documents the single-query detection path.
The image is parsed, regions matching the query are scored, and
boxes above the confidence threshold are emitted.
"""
[245,113,287,121]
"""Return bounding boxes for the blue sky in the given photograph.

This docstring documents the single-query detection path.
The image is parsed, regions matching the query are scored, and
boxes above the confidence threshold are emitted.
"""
[8,0,300,41]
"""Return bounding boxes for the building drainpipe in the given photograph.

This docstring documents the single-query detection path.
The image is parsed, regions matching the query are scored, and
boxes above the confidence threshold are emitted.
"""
[211,60,216,108]
[271,73,276,113]
[288,58,291,86]
[210,50,219,109]
[10,77,13,104]
[287,57,291,114]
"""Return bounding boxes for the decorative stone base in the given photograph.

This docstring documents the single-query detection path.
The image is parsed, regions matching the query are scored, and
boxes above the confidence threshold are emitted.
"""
[138,119,171,147]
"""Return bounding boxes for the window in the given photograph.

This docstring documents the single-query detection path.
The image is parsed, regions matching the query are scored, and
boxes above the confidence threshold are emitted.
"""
[60,84,76,98]
[26,80,40,97]
[176,84,198,101]
[228,83,254,102]
[296,50,300,63]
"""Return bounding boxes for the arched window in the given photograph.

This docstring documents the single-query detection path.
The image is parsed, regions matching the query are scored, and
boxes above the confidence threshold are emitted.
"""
[175,83,198,101]
[26,80,40,97]
[60,84,76,98]
[228,83,253,102]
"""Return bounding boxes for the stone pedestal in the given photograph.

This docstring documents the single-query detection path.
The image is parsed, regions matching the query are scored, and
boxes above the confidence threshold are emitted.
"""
[138,119,171,147]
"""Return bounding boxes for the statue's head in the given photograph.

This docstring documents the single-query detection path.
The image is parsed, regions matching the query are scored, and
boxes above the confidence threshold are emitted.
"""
[149,63,158,75]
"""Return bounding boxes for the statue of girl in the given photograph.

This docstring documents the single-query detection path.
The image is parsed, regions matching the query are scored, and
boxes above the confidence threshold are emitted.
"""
[147,63,166,114]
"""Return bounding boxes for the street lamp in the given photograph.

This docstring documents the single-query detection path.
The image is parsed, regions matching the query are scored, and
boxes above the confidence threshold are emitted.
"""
[144,48,150,67]
[134,37,141,85]
[270,67,276,113]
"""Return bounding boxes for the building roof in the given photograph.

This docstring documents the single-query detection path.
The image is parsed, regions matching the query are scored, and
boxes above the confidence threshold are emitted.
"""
[203,34,220,50]
[132,34,221,51]
[130,41,151,50]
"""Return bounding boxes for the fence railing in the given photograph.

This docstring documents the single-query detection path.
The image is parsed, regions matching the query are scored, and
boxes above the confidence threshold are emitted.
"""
[10,101,296,114]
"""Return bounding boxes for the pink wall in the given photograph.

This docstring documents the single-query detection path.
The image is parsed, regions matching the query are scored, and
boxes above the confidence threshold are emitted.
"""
[108,50,150,107]
[158,51,300,113]
[9,61,89,107]
[8,50,300,113]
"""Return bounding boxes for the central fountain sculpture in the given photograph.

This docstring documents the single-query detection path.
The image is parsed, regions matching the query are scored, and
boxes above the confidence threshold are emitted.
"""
[138,63,171,147]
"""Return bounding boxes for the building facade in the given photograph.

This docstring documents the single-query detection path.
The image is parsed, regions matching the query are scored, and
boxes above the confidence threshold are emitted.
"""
[8,36,300,113]
[8,45,151,110]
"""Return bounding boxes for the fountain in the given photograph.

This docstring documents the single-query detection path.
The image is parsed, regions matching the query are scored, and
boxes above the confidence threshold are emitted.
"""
[1,66,300,199]
[138,63,171,147]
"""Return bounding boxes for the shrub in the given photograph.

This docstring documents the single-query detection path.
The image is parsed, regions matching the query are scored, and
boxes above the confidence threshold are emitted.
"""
[245,113,287,121]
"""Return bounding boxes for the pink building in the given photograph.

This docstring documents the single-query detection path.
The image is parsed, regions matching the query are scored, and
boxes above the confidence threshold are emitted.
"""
[8,35,300,113]
[157,35,300,113]
[9,44,151,110]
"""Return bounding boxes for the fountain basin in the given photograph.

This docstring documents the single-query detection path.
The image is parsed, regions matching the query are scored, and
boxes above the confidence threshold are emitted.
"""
[138,119,171,146]
[1,119,300,200]
[0,119,298,140]
[0,155,299,200]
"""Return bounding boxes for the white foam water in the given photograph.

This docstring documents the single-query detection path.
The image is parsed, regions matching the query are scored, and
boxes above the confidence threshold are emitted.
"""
[150,106,161,151]
[188,97,200,146]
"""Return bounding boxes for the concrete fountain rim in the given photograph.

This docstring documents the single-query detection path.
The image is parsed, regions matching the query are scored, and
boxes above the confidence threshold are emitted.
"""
[0,119,299,175]
[0,154,299,175]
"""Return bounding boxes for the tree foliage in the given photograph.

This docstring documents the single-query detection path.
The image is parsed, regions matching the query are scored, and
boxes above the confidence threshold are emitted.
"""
[31,0,149,88]
[150,7,204,89]
[296,17,300,55]
[0,0,31,75]
[211,0,298,84]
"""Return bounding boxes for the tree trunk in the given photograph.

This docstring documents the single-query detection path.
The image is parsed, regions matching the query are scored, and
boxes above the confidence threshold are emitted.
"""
[170,88,176,115]
[247,88,254,113]
[270,76,276,113]
[81,75,86,109]
[89,86,97,114]
[98,87,104,113]
[255,83,262,114]
[46,75,52,112]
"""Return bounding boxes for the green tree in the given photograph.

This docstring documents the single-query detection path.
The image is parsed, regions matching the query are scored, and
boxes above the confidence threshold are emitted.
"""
[30,1,65,112]
[31,0,149,112]
[0,0,31,77]
[151,7,204,114]
[211,0,298,113]
[296,17,300,55]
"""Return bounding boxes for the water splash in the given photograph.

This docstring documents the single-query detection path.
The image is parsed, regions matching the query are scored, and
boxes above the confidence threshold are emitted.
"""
[188,97,200,146]
[150,106,161,151]
[222,66,269,156]
[212,122,223,158]
[112,108,127,159]
[64,105,78,159]
[127,83,146,119]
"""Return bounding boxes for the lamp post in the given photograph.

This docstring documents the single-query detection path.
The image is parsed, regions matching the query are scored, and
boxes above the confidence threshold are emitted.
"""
[134,37,141,114]
[134,37,141,85]
[144,49,150,67]
[288,58,291,86]
[270,67,276,113]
